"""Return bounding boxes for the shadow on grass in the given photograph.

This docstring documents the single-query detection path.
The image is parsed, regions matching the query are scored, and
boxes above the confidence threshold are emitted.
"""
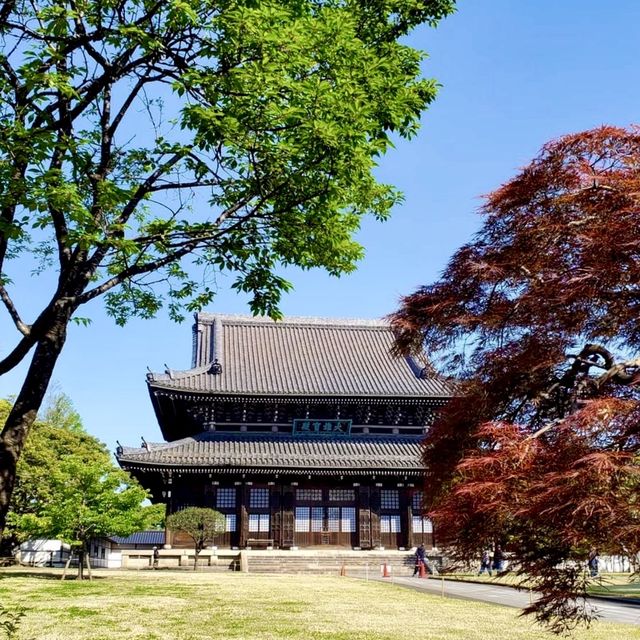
[0,569,108,581]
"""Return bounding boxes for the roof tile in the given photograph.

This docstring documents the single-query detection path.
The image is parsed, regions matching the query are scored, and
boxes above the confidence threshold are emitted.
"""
[149,314,452,398]
[118,432,423,471]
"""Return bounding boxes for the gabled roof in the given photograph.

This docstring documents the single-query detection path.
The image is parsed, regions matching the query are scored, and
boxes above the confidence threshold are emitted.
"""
[108,530,165,546]
[147,314,452,399]
[117,432,424,473]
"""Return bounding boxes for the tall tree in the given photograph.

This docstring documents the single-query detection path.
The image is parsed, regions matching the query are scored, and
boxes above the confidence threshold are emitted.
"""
[0,0,455,533]
[1,394,110,553]
[10,454,163,579]
[390,126,640,632]
[166,507,226,570]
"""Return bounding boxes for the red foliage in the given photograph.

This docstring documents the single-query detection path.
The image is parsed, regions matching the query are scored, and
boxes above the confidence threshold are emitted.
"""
[390,126,640,633]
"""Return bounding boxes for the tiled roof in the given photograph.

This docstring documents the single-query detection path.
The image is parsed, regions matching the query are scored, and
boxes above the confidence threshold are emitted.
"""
[117,432,424,472]
[148,314,452,398]
[108,530,165,546]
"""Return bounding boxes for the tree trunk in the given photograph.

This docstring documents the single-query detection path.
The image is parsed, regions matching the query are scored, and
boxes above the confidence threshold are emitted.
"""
[61,552,73,580]
[0,311,70,537]
[78,547,85,580]
[85,545,92,580]
[194,548,199,571]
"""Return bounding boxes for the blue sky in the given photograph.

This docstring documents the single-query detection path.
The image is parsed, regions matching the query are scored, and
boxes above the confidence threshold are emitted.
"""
[2,0,640,450]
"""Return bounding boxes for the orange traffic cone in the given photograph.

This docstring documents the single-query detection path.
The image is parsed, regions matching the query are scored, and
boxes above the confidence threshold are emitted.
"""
[382,562,391,578]
[418,561,427,579]
[340,564,347,577]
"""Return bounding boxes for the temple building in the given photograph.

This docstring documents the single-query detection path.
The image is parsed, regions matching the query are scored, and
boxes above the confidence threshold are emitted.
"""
[117,313,453,551]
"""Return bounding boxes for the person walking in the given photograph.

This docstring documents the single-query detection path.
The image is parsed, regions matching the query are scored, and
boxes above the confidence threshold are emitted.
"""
[478,549,492,576]
[492,545,505,573]
[413,544,427,576]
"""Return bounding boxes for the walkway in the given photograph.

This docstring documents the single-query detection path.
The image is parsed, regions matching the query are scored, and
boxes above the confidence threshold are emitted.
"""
[370,575,640,626]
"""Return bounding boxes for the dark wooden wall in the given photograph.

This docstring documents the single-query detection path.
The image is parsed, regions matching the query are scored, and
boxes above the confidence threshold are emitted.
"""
[166,474,434,550]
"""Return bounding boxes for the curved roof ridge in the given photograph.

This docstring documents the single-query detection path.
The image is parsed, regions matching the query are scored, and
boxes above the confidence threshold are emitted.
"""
[149,311,454,398]
[117,432,425,470]
[196,312,389,328]
[151,362,210,382]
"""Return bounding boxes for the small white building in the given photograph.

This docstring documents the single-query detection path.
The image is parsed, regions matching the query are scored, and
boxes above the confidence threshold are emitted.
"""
[18,539,70,567]
[89,530,165,569]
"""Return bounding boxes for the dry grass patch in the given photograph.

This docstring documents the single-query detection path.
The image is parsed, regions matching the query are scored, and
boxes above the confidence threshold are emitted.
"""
[0,568,637,640]
[444,572,640,600]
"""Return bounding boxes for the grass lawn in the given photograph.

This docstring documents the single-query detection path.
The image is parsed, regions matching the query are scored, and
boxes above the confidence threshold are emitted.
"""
[587,577,640,601]
[0,568,638,640]
[443,572,640,601]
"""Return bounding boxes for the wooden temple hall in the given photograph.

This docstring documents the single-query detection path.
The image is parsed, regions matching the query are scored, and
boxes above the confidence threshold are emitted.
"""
[117,314,453,551]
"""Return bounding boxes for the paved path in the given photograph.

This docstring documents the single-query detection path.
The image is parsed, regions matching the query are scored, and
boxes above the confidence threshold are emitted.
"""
[369,576,640,626]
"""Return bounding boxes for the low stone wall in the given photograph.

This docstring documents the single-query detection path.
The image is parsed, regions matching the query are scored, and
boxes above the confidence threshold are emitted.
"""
[241,549,444,576]
[121,548,239,570]
[117,548,443,574]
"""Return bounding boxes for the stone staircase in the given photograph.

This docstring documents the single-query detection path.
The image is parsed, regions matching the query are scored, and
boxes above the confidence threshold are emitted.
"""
[242,550,443,576]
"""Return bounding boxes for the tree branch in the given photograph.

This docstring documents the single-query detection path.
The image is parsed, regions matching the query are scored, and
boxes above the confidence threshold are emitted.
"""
[0,285,30,336]
[0,334,36,375]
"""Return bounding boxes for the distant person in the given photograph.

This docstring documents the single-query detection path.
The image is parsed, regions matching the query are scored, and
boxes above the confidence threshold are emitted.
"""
[478,549,492,576]
[492,546,505,572]
[152,546,159,569]
[587,548,599,577]
[413,544,427,576]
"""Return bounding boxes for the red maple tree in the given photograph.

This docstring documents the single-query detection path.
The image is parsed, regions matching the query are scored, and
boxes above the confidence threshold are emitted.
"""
[390,125,640,632]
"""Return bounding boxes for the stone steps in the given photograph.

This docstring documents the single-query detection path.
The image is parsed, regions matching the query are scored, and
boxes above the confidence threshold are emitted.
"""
[244,551,442,576]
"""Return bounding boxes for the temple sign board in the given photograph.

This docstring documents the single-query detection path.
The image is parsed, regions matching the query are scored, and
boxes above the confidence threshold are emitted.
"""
[293,419,352,436]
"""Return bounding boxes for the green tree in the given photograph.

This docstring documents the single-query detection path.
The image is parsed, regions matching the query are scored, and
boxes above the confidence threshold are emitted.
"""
[10,454,163,578]
[0,394,110,553]
[166,507,226,570]
[0,0,455,534]
[39,390,84,433]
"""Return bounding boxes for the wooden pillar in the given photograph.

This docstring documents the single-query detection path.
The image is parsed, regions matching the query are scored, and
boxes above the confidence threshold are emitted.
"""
[239,485,249,548]
[164,471,174,547]
[281,485,295,548]
[357,486,372,549]
[204,481,215,508]
[270,484,282,548]
[369,487,381,549]
[400,487,412,549]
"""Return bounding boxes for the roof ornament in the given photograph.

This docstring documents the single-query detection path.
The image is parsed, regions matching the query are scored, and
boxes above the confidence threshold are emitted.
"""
[141,437,149,451]
[115,440,123,456]
[146,366,154,382]
[163,364,174,379]
[209,358,222,375]
[419,366,431,379]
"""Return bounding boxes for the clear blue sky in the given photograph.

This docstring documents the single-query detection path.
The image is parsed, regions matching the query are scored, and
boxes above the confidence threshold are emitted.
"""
[2,0,639,451]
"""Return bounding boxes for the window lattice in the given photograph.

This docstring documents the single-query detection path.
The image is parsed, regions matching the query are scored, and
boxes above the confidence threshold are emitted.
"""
[341,507,356,533]
[225,514,237,532]
[296,489,322,502]
[328,489,355,502]
[311,507,324,532]
[248,513,270,533]
[250,488,270,508]
[380,515,401,533]
[327,507,340,532]
[412,516,433,534]
[412,491,424,512]
[380,489,399,510]
[295,507,310,532]
[216,488,236,508]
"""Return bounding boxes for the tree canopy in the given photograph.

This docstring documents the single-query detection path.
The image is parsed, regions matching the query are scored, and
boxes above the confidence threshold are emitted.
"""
[166,507,226,569]
[0,0,455,533]
[1,394,108,549]
[10,446,163,578]
[390,126,640,633]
